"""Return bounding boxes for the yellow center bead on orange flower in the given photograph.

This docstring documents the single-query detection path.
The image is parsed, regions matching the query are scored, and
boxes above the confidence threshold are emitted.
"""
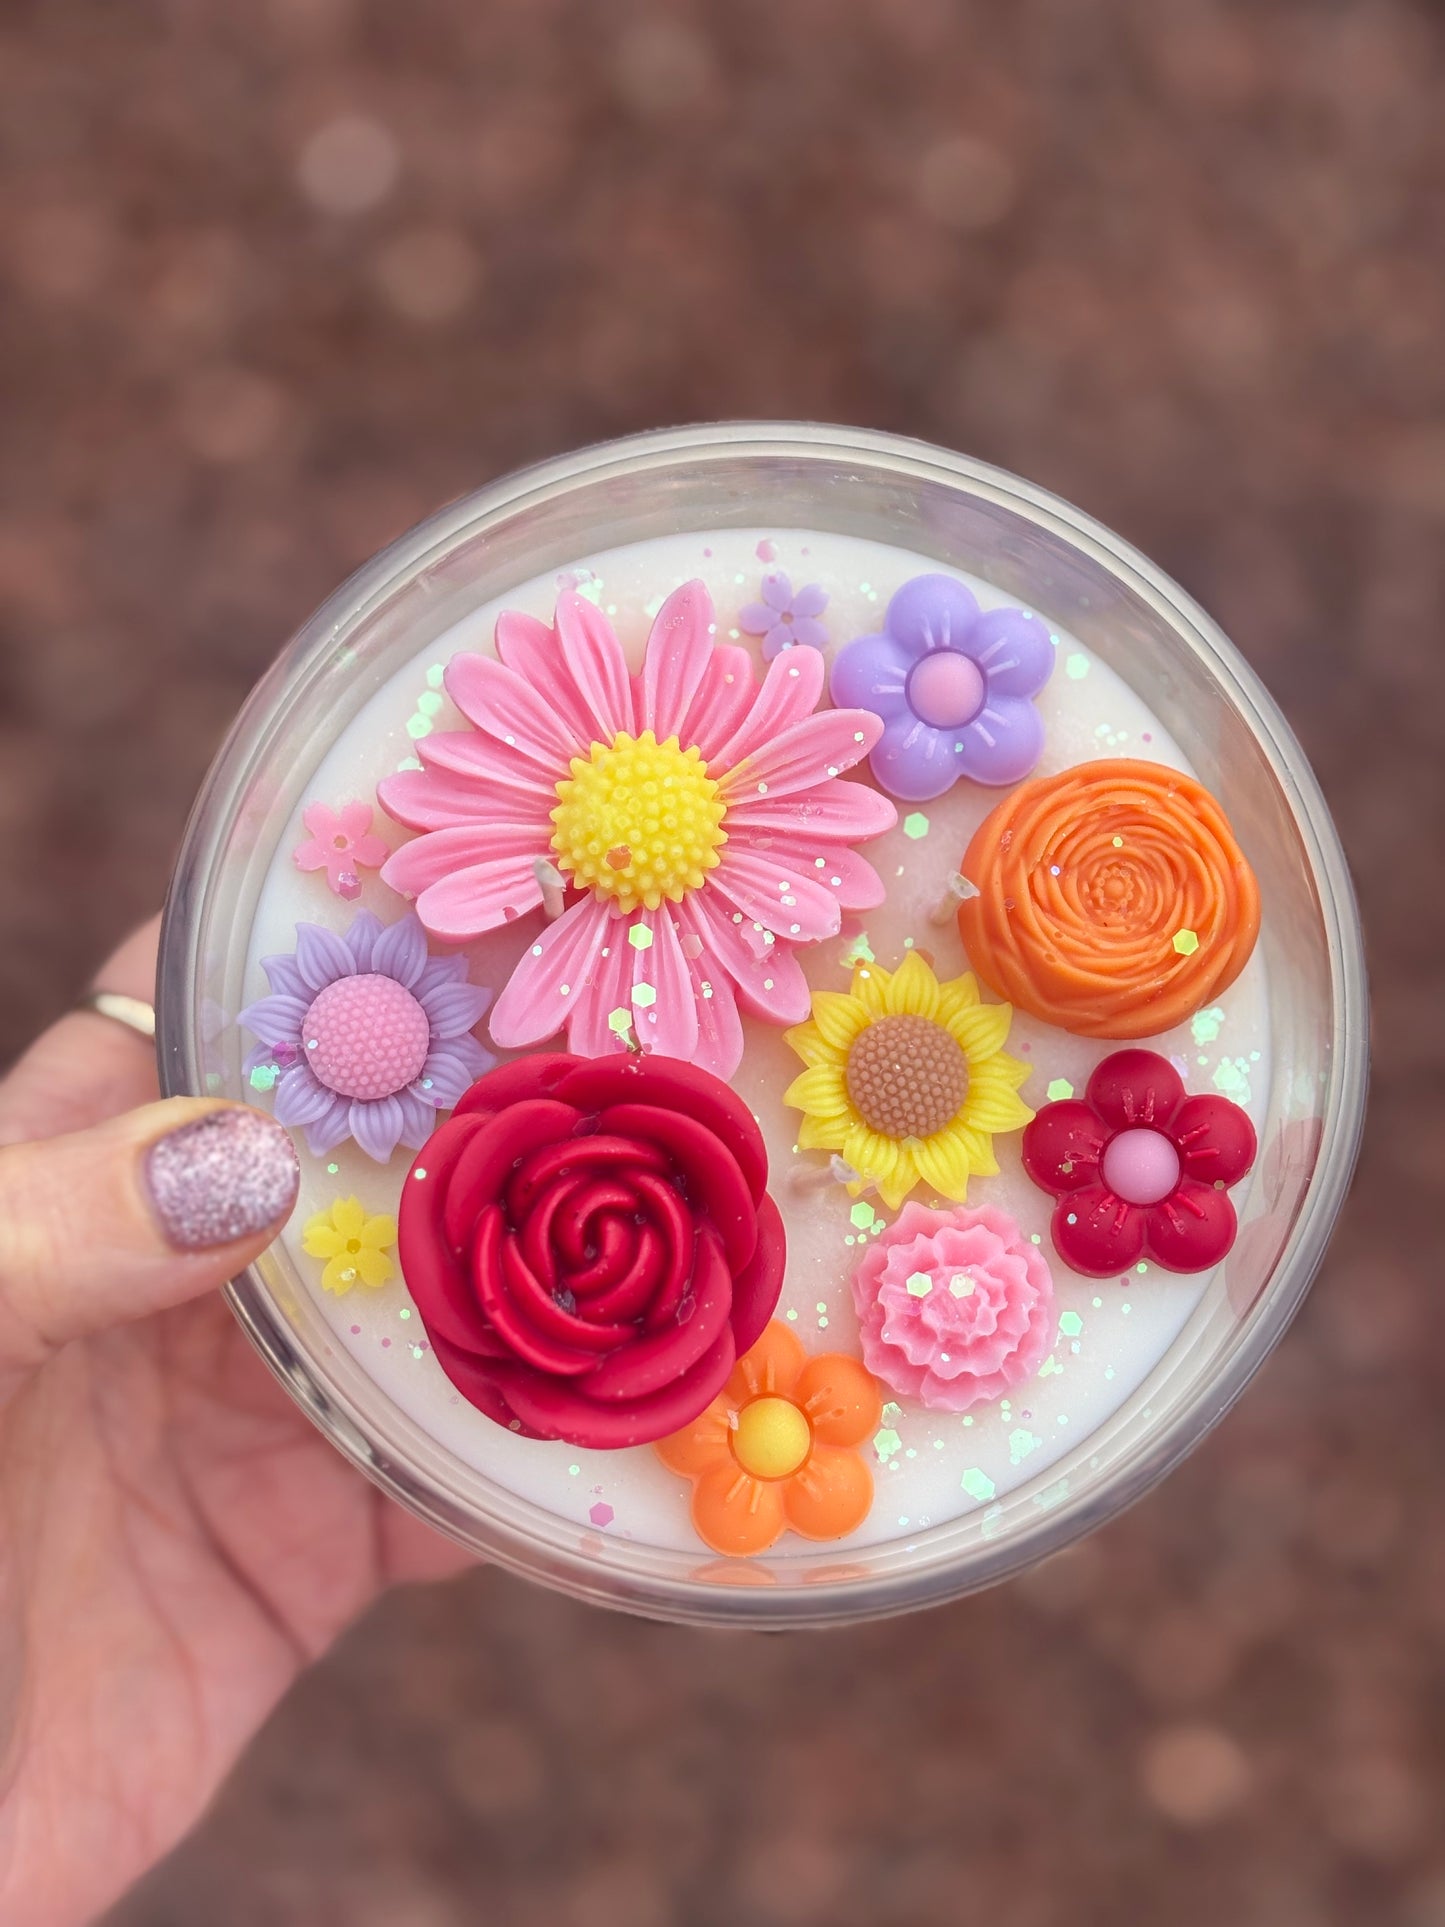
[783,950,1033,1213]
[654,1321,883,1558]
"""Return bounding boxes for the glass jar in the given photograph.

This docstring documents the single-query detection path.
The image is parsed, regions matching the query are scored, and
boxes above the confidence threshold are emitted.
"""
[157,422,1367,1628]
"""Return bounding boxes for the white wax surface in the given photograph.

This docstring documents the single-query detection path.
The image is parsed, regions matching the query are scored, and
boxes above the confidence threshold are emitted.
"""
[242,528,1270,1554]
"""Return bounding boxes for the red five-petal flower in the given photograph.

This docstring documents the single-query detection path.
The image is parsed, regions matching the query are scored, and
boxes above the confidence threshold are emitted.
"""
[1021,1048,1257,1279]
[399,1053,786,1448]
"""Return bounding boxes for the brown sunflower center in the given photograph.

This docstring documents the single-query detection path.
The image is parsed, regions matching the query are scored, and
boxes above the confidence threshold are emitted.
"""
[845,1013,969,1141]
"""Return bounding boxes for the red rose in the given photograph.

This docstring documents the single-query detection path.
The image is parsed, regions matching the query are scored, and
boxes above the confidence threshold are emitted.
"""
[399,1053,786,1448]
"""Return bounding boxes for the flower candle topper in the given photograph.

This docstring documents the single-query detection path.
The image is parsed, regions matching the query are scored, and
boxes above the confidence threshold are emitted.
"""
[399,1053,786,1449]
[957,759,1261,1039]
[655,1321,881,1557]
[1022,1048,1257,1277]
[738,572,829,660]
[783,951,1033,1212]
[377,583,895,1080]
[830,574,1053,802]
[293,800,390,899]
[302,1196,398,1296]
[239,909,494,1161]
[852,1201,1055,1412]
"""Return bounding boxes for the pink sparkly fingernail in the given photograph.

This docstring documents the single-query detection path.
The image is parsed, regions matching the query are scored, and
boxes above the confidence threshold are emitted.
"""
[145,1108,299,1251]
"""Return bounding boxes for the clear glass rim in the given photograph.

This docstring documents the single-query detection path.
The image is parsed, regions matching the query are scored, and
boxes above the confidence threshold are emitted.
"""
[157,420,1369,1628]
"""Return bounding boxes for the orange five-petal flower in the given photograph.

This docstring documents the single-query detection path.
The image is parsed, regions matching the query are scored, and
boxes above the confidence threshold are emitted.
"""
[654,1321,882,1557]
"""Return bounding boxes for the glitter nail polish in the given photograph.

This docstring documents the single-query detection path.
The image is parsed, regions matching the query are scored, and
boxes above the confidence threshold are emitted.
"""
[145,1107,299,1251]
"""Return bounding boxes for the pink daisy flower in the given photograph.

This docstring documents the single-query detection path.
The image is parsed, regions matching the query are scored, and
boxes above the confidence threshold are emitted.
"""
[377,582,896,1078]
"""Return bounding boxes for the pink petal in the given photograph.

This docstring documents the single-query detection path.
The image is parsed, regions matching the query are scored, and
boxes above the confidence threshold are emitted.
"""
[349,833,390,870]
[724,705,883,801]
[670,920,744,1079]
[553,593,634,743]
[709,645,825,772]
[725,776,896,843]
[383,822,548,897]
[710,846,843,942]
[494,609,597,748]
[629,906,699,1062]
[293,839,329,873]
[337,800,375,839]
[301,801,341,840]
[379,760,548,831]
[757,841,887,912]
[640,581,715,743]
[682,643,759,766]
[443,653,577,773]
[680,891,812,1025]
[490,898,614,1050]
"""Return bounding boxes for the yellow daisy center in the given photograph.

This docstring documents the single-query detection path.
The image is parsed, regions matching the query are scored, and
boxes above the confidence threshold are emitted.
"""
[550,728,727,915]
[845,1013,969,1140]
[732,1396,812,1480]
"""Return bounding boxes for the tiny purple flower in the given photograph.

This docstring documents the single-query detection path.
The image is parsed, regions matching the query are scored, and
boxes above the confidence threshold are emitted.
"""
[830,574,1054,802]
[239,908,494,1162]
[738,571,829,661]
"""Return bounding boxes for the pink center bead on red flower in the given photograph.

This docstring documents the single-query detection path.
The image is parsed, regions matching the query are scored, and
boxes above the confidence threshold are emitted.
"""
[1020,1048,1257,1278]
[398,1052,787,1449]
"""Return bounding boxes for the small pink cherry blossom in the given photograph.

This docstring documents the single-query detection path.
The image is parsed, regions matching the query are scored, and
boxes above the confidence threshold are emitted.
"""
[293,800,390,899]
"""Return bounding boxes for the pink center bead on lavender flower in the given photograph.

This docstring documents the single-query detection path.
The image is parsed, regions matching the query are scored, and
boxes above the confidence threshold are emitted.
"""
[302,973,433,1102]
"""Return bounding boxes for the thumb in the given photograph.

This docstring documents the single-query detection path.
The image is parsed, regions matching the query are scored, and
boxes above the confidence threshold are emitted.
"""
[0,1098,299,1376]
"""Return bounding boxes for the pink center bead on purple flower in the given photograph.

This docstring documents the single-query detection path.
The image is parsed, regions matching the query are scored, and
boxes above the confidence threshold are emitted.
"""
[831,573,1055,803]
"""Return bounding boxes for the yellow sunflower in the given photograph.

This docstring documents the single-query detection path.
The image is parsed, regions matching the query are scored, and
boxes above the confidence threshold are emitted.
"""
[301,1195,398,1296]
[782,951,1033,1212]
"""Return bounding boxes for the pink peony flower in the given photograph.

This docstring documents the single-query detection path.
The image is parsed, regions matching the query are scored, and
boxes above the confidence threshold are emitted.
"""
[377,583,896,1079]
[851,1200,1056,1411]
[294,800,391,899]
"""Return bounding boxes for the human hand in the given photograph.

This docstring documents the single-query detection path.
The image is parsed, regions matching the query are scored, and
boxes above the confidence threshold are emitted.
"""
[0,918,473,1927]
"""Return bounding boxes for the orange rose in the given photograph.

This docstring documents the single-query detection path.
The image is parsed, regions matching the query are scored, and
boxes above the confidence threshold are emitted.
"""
[957,758,1260,1039]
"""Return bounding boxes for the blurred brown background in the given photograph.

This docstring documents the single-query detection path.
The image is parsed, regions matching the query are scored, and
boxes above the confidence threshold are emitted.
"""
[2,0,1441,1921]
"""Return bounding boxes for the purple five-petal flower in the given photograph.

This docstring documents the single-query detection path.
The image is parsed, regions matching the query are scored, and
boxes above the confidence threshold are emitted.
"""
[829,574,1054,802]
[739,571,830,661]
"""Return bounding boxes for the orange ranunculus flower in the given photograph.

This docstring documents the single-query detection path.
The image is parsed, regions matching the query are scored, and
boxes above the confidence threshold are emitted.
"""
[957,758,1260,1040]
[654,1322,882,1557]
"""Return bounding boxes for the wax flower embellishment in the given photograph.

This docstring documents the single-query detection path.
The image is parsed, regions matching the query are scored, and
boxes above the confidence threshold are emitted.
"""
[958,759,1260,1039]
[783,951,1033,1212]
[655,1320,882,1557]
[830,574,1054,802]
[852,1202,1055,1412]
[398,1053,786,1449]
[293,799,390,900]
[376,583,895,1080]
[738,571,829,660]
[302,1196,398,1296]
[1022,1048,1258,1278]
[239,909,494,1161]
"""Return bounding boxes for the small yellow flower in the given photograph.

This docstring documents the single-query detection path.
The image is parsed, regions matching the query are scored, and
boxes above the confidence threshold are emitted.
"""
[783,951,1033,1213]
[301,1195,398,1297]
